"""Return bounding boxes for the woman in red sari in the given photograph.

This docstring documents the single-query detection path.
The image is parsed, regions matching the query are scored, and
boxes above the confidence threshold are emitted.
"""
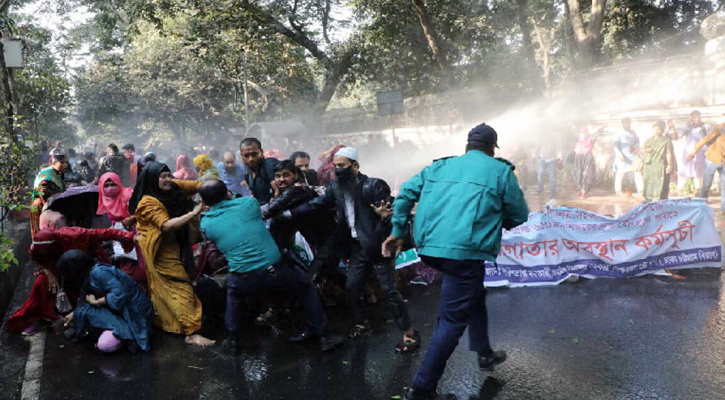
[5,225,135,334]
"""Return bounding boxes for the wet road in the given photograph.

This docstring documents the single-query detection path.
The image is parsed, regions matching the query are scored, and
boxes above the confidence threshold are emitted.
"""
[2,266,725,400]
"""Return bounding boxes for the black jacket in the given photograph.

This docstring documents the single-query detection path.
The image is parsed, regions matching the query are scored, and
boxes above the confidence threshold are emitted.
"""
[97,154,132,186]
[302,169,319,186]
[291,173,393,262]
[265,185,337,250]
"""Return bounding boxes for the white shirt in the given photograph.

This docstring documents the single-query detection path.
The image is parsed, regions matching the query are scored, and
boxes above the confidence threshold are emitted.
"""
[343,192,358,239]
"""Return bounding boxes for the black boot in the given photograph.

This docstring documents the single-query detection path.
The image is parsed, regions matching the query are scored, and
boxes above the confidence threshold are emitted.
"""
[289,331,345,352]
[403,388,457,400]
[478,350,507,372]
[221,335,240,355]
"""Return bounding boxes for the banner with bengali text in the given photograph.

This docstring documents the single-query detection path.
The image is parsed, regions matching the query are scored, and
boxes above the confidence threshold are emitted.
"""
[484,198,723,287]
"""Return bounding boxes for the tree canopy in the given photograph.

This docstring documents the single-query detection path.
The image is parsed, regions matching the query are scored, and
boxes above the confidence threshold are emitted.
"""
[0,0,721,149]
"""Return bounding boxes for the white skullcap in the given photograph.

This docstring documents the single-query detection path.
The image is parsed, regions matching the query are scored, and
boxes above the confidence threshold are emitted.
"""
[335,147,358,161]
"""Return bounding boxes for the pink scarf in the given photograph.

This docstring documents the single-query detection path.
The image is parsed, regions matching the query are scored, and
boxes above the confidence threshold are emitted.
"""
[574,130,596,155]
[173,154,199,180]
[97,172,133,222]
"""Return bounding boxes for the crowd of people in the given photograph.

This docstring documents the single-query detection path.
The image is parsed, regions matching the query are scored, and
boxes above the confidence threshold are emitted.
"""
[524,111,725,206]
[7,123,530,399]
[16,115,725,398]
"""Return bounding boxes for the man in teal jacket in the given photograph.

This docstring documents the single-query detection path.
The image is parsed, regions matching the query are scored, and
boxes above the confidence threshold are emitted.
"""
[383,123,529,400]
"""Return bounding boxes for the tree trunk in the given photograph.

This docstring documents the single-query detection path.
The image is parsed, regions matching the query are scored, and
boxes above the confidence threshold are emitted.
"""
[566,0,609,69]
[313,43,358,118]
[516,0,543,92]
[411,0,448,73]
[531,16,551,90]
[239,2,357,117]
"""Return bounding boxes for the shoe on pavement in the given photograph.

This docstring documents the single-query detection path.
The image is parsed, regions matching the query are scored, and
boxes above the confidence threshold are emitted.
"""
[319,334,345,352]
[409,276,429,286]
[478,350,507,372]
[21,322,40,336]
[288,331,315,343]
[220,337,240,355]
[403,388,457,400]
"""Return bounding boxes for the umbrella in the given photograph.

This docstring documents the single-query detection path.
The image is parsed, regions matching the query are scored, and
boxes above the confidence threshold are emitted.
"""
[46,185,111,229]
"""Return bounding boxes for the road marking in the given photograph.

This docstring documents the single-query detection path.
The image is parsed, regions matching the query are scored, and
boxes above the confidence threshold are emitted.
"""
[20,331,46,400]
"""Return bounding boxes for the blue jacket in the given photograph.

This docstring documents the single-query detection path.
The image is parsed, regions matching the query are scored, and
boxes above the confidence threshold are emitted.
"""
[392,150,529,261]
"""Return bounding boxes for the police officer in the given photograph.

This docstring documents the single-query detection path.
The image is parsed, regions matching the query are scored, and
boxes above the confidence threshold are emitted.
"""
[383,123,530,400]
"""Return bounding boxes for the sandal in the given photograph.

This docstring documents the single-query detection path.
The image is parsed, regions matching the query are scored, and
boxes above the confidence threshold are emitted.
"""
[348,324,370,339]
[255,309,275,325]
[396,331,421,353]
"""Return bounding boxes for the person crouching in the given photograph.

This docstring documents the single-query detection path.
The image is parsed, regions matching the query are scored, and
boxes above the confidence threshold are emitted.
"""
[198,179,344,353]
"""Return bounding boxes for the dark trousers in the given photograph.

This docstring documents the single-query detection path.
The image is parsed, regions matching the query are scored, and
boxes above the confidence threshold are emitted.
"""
[307,239,343,285]
[412,257,493,392]
[346,240,411,331]
[225,262,327,336]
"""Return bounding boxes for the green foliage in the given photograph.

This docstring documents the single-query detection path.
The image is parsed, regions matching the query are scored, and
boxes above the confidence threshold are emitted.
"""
[9,0,725,146]
[0,232,18,273]
[601,0,716,62]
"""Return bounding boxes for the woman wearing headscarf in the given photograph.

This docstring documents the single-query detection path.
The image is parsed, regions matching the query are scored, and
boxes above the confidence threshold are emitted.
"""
[58,250,154,353]
[97,172,146,283]
[317,144,345,187]
[642,120,676,201]
[174,154,199,181]
[192,154,220,181]
[5,226,135,334]
[30,151,68,235]
[129,162,213,346]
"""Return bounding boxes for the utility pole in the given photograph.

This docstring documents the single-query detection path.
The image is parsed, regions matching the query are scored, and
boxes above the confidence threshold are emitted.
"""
[242,51,250,131]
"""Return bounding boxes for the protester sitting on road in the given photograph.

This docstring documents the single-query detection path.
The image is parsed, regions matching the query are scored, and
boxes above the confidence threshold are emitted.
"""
[288,147,419,352]
[239,137,279,204]
[290,151,319,186]
[129,161,214,346]
[198,179,344,353]
[59,250,154,353]
[5,223,135,334]
[384,123,530,400]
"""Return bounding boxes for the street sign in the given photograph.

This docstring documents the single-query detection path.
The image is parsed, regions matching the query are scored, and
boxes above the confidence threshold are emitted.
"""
[376,90,404,116]
[2,38,23,68]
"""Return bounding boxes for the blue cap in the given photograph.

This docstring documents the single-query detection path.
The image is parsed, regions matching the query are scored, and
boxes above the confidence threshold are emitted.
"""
[467,123,499,148]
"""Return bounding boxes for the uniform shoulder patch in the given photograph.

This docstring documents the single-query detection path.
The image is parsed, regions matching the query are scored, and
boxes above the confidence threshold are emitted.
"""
[494,157,516,171]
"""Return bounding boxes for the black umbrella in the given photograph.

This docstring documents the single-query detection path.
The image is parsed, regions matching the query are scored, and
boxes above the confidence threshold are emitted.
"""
[46,185,111,229]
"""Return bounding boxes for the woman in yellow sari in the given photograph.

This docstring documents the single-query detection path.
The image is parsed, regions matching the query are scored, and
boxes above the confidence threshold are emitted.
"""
[129,162,214,346]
